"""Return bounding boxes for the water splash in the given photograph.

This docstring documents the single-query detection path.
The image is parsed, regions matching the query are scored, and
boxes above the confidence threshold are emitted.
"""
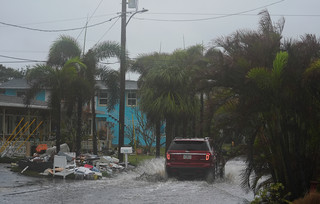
[224,157,247,184]
[134,158,167,182]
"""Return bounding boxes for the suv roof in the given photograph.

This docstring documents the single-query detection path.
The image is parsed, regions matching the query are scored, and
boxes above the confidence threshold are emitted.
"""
[173,137,210,141]
[168,138,211,151]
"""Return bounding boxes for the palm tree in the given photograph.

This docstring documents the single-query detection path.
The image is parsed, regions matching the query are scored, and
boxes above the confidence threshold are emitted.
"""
[25,58,82,153]
[245,51,289,191]
[133,45,207,155]
[132,52,170,157]
[138,59,198,151]
[46,35,121,155]
[47,35,85,155]
[83,42,121,155]
[63,59,89,156]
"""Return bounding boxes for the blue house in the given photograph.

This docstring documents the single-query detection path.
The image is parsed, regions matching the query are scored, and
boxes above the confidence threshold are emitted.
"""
[94,80,141,147]
[0,78,163,151]
[0,79,51,144]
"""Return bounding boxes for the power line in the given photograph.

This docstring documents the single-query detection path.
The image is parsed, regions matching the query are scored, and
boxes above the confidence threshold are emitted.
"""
[145,13,320,17]
[0,50,46,54]
[0,54,45,63]
[0,61,44,64]
[133,0,285,22]
[0,15,121,33]
[1,13,118,27]
[77,0,105,40]
[94,16,121,46]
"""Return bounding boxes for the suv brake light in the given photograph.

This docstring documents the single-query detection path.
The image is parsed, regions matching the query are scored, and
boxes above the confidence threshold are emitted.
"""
[166,153,170,160]
[206,153,210,161]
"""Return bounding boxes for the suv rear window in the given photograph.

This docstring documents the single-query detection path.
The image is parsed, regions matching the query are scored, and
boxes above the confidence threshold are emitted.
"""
[169,141,209,151]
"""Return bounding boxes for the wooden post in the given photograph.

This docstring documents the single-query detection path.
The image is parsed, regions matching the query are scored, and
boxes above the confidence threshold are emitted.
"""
[25,141,31,157]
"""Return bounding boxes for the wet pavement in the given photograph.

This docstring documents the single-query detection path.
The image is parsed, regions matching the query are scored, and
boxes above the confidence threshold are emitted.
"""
[0,163,44,189]
[0,158,253,204]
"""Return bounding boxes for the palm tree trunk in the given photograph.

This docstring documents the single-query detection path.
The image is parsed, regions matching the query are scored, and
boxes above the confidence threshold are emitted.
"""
[92,96,97,155]
[56,102,61,153]
[76,97,83,156]
[155,121,160,158]
[165,117,174,152]
[200,92,204,138]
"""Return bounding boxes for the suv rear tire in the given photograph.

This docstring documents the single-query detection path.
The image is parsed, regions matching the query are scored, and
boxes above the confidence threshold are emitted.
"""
[164,167,171,180]
[206,168,215,183]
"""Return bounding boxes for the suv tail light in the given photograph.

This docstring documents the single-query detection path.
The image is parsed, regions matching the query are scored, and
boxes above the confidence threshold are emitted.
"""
[206,153,210,161]
[166,153,170,160]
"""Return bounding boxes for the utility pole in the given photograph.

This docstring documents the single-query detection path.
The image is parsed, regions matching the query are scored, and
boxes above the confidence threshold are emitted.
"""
[118,0,127,162]
[118,0,147,162]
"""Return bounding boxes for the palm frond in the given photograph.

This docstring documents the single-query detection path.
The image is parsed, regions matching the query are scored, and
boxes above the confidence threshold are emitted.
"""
[48,35,81,67]
[247,67,271,90]
[99,67,120,111]
[92,41,121,61]
[272,51,288,79]
[215,97,239,116]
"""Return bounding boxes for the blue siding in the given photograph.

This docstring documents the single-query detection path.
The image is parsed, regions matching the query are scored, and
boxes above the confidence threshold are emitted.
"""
[5,89,16,96]
[96,94,135,146]
[4,89,46,101]
[95,91,166,147]
[35,90,46,101]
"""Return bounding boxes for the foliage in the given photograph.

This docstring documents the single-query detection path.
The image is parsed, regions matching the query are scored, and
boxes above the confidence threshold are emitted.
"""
[135,46,203,151]
[125,106,156,154]
[47,35,82,67]
[98,67,120,111]
[251,183,290,204]
[25,59,82,152]
[194,10,320,200]
[0,64,24,83]
[27,35,121,155]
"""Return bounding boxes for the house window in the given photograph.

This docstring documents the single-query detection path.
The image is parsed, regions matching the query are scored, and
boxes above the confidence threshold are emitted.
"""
[99,90,108,106]
[127,91,137,106]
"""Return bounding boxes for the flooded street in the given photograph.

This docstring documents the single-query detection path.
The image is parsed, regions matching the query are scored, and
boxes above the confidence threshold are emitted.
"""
[0,158,253,204]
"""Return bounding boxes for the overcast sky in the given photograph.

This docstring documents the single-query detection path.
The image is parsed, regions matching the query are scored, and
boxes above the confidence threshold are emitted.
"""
[1,0,320,79]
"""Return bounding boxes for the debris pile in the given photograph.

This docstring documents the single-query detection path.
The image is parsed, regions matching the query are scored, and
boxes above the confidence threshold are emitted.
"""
[97,156,124,174]
[17,143,127,180]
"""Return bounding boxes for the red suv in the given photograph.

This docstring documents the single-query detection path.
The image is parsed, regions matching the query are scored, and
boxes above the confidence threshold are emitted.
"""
[165,137,216,182]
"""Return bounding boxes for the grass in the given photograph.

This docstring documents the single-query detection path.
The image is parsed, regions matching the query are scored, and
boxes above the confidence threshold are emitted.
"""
[127,147,166,166]
[128,154,156,166]
[0,156,24,164]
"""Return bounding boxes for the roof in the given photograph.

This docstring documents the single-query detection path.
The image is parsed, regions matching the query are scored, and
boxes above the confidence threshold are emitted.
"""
[96,80,138,90]
[0,94,48,109]
[0,79,138,90]
[0,78,30,89]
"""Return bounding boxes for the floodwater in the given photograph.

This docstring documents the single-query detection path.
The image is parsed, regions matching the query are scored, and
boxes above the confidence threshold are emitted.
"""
[0,157,253,204]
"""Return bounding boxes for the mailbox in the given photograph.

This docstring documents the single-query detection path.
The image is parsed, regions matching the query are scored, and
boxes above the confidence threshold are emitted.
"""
[120,147,133,154]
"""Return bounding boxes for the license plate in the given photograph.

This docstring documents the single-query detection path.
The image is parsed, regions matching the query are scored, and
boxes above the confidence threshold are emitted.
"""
[183,154,192,159]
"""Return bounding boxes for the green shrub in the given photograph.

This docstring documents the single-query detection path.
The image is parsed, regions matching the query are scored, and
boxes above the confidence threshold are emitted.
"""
[251,183,291,204]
